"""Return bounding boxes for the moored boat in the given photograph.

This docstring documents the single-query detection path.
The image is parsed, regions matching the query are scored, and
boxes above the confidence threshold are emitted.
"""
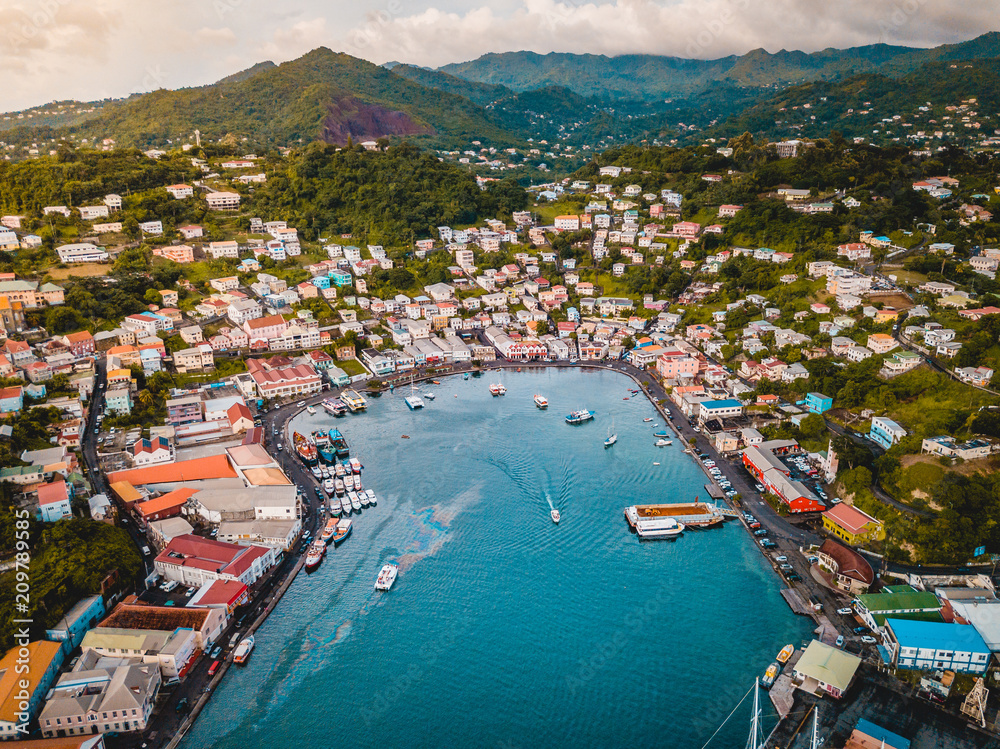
[233,635,255,664]
[328,429,349,458]
[375,563,398,591]
[319,518,338,543]
[334,478,345,495]
[623,506,685,538]
[323,478,336,495]
[761,662,779,690]
[653,430,669,438]
[306,406,316,415]
[655,439,672,447]
[341,497,352,515]
[350,492,362,512]
[534,394,548,409]
[340,389,368,412]
[349,457,362,474]
[405,395,425,409]
[565,409,595,425]
[329,499,341,516]
[365,489,377,506]
[323,399,347,416]
[292,432,318,466]
[489,383,506,396]
[776,644,794,664]
[305,542,325,571]
[359,490,371,507]
[333,518,352,545]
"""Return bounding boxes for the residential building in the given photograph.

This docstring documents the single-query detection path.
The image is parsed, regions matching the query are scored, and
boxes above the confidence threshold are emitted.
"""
[792,640,861,699]
[206,192,241,211]
[37,480,73,522]
[804,392,833,414]
[868,416,906,449]
[921,435,991,460]
[56,243,109,263]
[816,539,875,594]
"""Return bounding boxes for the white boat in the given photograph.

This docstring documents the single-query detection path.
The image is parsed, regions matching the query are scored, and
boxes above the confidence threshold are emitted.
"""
[604,418,617,448]
[359,490,371,507]
[425,392,436,401]
[655,439,672,447]
[323,479,336,495]
[306,406,316,415]
[310,466,322,479]
[643,417,653,423]
[320,465,331,479]
[375,563,398,591]
[623,507,685,539]
[341,497,352,514]
[329,499,341,516]
[349,458,362,474]
[489,382,506,396]
[334,478,345,495]
[350,492,362,511]
[550,509,561,524]
[534,394,548,409]
[365,489,377,506]
[233,635,255,664]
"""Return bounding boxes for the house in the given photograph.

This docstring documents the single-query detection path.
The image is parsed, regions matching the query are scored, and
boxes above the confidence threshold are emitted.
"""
[866,333,898,355]
[56,243,109,263]
[206,191,241,211]
[165,184,193,199]
[0,386,23,416]
[37,480,73,522]
[174,345,215,373]
[868,416,906,449]
[955,366,994,387]
[0,640,64,739]
[816,539,875,594]
[130,436,173,466]
[883,619,991,674]
[45,595,107,657]
[804,392,833,414]
[179,224,203,239]
[792,640,861,699]
[823,503,885,544]
[921,435,991,461]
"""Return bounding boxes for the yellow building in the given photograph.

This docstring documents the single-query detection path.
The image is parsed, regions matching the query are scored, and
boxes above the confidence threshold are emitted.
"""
[823,503,886,544]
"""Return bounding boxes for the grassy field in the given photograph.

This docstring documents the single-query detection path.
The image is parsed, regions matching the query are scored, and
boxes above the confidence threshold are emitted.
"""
[48,263,111,280]
[338,358,367,377]
[889,373,998,438]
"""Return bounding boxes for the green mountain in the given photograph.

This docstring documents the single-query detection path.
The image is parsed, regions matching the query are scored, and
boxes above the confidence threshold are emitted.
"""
[439,32,1000,100]
[707,57,1000,143]
[5,49,524,150]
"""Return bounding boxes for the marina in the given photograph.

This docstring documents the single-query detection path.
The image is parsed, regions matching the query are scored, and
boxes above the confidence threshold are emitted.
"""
[183,368,812,749]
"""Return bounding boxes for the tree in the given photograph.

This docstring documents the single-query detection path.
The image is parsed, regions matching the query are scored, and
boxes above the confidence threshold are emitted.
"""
[798,413,826,441]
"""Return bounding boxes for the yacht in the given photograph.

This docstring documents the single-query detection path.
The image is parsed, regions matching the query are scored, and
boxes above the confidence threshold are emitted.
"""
[550,509,561,524]
[375,563,399,591]
[365,489,377,506]
[350,492,362,512]
[359,490,371,508]
[604,418,617,448]
[341,497,352,515]
[405,395,425,409]
[534,394,549,409]
[306,406,316,415]
[655,438,672,447]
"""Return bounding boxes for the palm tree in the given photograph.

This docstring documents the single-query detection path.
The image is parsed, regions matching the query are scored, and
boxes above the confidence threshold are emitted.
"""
[137,389,154,409]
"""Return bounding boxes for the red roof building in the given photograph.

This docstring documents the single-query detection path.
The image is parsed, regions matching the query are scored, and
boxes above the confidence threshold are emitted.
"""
[154,534,276,587]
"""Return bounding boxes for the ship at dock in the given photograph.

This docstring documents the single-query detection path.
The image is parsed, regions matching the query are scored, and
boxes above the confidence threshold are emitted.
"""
[323,398,347,416]
[293,432,318,466]
[340,389,368,412]
[328,429,350,458]
[233,635,255,664]
[624,501,732,534]
[312,430,335,463]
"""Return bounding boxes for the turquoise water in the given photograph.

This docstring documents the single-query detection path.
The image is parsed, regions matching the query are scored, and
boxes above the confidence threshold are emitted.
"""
[182,368,812,749]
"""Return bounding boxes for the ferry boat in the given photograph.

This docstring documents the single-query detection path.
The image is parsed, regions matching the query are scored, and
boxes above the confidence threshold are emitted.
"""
[489,382,506,396]
[348,457,363,474]
[292,432,318,466]
[534,394,549,409]
[375,563,398,591]
[340,389,368,412]
[306,406,316,415]
[776,644,794,664]
[332,518,353,545]
[761,662,779,690]
[655,438,672,447]
[365,489,377,506]
[305,542,325,571]
[623,507,685,538]
[325,430,349,459]
[233,635,255,664]
[319,518,338,544]
[550,509,561,524]
[341,496,352,515]
[565,409,595,425]
[405,395,425,409]
[323,398,347,416]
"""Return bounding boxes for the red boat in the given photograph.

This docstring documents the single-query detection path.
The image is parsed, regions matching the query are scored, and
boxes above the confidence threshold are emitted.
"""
[293,432,318,466]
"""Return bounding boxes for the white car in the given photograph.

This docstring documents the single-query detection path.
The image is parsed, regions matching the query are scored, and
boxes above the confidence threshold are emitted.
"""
[836,608,853,616]
[861,636,877,644]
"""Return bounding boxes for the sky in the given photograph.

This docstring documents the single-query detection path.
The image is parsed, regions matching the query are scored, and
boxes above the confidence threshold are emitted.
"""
[0,0,995,111]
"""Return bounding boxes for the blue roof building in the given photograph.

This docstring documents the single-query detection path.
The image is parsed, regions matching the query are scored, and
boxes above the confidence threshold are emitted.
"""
[885,618,991,674]
[851,719,910,749]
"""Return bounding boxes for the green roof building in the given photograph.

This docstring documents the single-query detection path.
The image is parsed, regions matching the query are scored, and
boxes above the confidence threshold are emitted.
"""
[855,585,942,630]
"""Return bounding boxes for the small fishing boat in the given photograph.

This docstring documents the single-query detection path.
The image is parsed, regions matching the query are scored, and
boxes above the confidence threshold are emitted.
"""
[761,663,779,690]
[365,489,377,506]
[359,490,371,508]
[655,439,672,447]
[304,543,325,571]
[332,518,353,545]
[653,431,669,438]
[329,499,341,516]
[350,493,362,512]
[341,497,352,515]
[349,457,363,474]
[489,382,506,396]
[534,394,548,409]
[425,393,436,401]
[431,380,441,385]
[643,418,653,423]
[776,644,794,664]
[550,509,561,524]
[401,435,410,439]
[233,635,255,664]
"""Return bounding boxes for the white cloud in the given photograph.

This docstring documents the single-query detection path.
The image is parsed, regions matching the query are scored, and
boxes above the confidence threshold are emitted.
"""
[338,0,998,67]
[196,27,239,45]
[257,17,330,61]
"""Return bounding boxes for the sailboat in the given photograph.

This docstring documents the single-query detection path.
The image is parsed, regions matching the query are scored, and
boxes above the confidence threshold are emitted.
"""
[604,418,617,448]
[405,373,424,410]
[747,677,763,749]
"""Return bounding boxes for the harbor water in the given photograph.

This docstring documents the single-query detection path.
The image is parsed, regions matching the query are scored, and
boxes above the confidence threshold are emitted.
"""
[182,368,813,749]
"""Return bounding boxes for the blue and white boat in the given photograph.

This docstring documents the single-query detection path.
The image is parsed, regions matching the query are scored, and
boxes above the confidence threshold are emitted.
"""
[565,410,595,425]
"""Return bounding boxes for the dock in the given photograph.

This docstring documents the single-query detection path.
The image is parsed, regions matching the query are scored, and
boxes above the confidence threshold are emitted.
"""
[625,502,727,529]
[780,587,814,616]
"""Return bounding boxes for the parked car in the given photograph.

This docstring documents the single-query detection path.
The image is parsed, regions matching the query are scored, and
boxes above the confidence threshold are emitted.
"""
[175,697,190,713]
[779,563,793,571]
[861,636,877,644]
[836,635,845,648]
[853,626,868,635]
[836,608,853,616]
[785,572,801,582]
[775,555,788,562]
[208,660,222,676]
[753,529,768,536]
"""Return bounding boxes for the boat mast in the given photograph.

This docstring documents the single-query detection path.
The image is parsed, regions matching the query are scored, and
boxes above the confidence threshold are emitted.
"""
[746,678,762,749]
[811,707,819,749]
